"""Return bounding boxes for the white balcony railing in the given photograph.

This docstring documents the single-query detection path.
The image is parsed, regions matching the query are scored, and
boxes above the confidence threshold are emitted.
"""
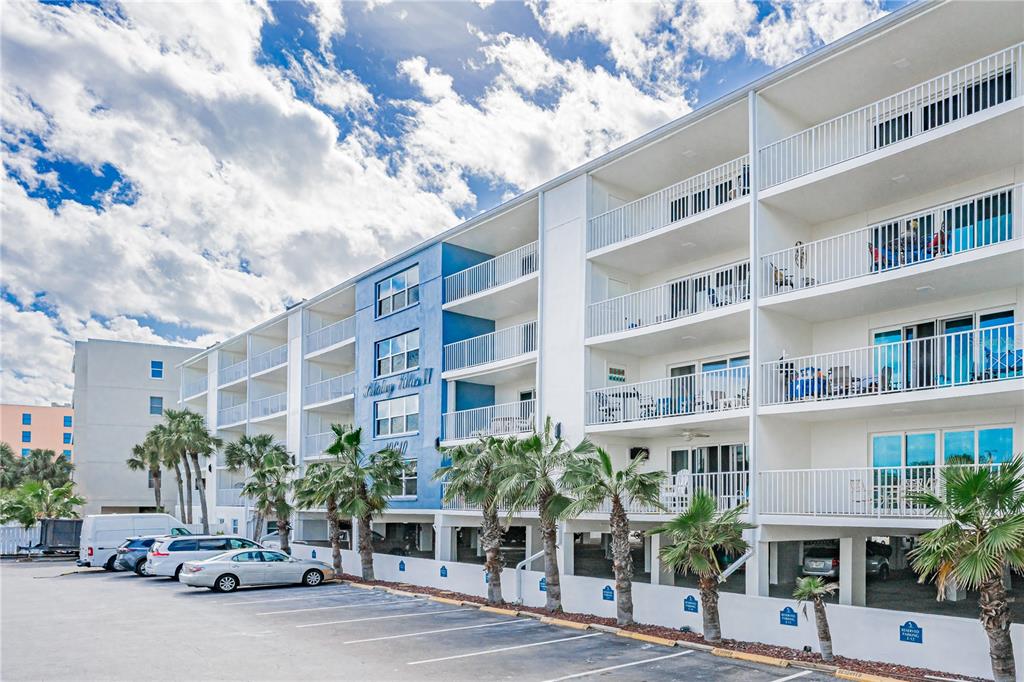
[588,155,750,252]
[586,367,749,426]
[305,431,336,460]
[762,185,1020,296]
[759,465,1000,518]
[443,399,536,442]
[444,321,538,372]
[249,392,287,419]
[305,315,356,355]
[303,372,356,406]
[762,322,1022,406]
[250,343,287,374]
[444,241,538,303]
[218,359,247,386]
[217,403,247,427]
[216,488,246,507]
[586,260,750,338]
[181,375,208,400]
[759,42,1024,189]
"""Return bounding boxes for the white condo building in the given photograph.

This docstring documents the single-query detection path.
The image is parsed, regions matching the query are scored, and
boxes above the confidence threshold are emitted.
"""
[179,2,1023,672]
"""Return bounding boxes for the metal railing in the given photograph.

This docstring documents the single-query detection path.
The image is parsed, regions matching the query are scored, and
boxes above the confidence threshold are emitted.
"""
[217,403,247,427]
[218,359,247,386]
[305,315,356,354]
[759,42,1023,188]
[249,392,287,419]
[305,431,336,460]
[303,371,356,405]
[588,155,750,252]
[250,343,287,374]
[586,260,750,337]
[181,375,208,400]
[443,399,536,441]
[586,366,749,426]
[762,185,1020,296]
[759,464,997,518]
[761,322,1022,406]
[444,241,538,303]
[216,488,246,507]
[444,321,538,372]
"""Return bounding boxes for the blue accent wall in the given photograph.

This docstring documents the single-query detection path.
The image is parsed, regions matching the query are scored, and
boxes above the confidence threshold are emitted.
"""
[455,381,495,411]
[441,242,492,277]
[442,311,494,345]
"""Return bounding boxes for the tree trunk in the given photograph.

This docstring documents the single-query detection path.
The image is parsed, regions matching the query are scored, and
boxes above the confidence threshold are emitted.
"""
[180,454,193,524]
[979,573,1016,682]
[277,504,291,555]
[481,503,504,604]
[172,463,185,521]
[326,495,342,575]
[698,576,722,643]
[539,493,561,612]
[152,467,162,511]
[358,513,374,580]
[813,598,834,662]
[609,496,634,626]
[252,513,264,542]
[190,453,209,534]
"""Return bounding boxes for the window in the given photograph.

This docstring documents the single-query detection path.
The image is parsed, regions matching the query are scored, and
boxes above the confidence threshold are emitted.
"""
[21,413,31,425]
[376,265,419,317]
[167,539,198,552]
[399,459,418,496]
[21,431,30,443]
[227,538,257,549]
[375,329,420,377]
[262,551,289,562]
[198,538,231,551]
[231,519,239,535]
[147,469,156,489]
[149,396,163,415]
[875,426,1014,467]
[607,367,626,384]
[374,394,419,437]
[979,427,1013,464]
[232,551,262,562]
[151,360,164,379]
[63,432,72,444]
[62,450,71,460]
[63,415,72,428]
[21,449,29,457]
[874,110,912,148]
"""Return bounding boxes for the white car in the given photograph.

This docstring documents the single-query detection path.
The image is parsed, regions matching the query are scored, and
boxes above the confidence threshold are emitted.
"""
[78,513,191,570]
[147,535,262,580]
[179,549,335,592]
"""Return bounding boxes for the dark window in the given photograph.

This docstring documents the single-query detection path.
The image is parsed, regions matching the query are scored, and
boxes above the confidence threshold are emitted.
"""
[167,539,198,552]
[227,538,257,549]
[921,94,960,131]
[198,538,230,551]
[261,551,289,562]
[964,69,1013,115]
[874,111,912,148]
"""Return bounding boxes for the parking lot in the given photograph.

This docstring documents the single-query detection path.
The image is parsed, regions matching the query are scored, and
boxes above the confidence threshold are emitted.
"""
[2,561,834,681]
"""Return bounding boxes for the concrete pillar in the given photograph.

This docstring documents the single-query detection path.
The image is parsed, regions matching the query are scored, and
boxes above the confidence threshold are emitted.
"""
[419,523,434,553]
[648,532,676,586]
[434,524,456,562]
[644,535,652,575]
[557,524,574,576]
[746,531,769,596]
[944,580,968,602]
[839,536,866,606]
[524,524,543,571]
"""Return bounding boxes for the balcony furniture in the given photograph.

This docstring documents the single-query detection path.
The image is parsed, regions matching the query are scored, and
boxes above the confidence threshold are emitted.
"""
[594,392,621,423]
[827,366,852,396]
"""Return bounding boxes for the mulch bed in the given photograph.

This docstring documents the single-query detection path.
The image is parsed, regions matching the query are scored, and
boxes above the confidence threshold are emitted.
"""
[336,573,985,682]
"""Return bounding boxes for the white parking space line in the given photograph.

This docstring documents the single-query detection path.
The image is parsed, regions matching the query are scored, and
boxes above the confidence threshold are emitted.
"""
[771,670,814,682]
[541,650,694,682]
[256,598,424,615]
[407,632,603,666]
[344,618,539,644]
[297,607,474,628]
[219,589,366,606]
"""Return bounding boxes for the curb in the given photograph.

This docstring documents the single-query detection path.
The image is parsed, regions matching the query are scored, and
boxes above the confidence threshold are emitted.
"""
[519,610,544,620]
[835,670,902,682]
[429,596,464,606]
[346,582,377,590]
[589,623,621,634]
[540,616,591,630]
[617,630,678,647]
[713,648,790,668]
[480,606,520,617]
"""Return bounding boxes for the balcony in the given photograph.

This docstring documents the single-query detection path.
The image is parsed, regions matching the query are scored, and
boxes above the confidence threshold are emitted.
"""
[217,403,247,428]
[761,185,1022,318]
[443,321,537,378]
[303,372,356,407]
[181,376,208,401]
[305,431,335,460]
[250,343,287,375]
[442,399,535,442]
[249,392,287,420]
[443,242,538,317]
[218,359,247,387]
[759,465,995,524]
[761,322,1022,416]
[305,315,355,356]
[216,488,246,507]
[587,366,749,425]
[759,43,1023,191]
[588,154,750,254]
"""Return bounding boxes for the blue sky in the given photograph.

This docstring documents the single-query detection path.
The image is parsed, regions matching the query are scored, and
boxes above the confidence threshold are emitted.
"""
[1,0,906,404]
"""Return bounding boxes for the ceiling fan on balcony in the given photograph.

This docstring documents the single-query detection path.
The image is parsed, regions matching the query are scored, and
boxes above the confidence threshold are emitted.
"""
[678,429,710,441]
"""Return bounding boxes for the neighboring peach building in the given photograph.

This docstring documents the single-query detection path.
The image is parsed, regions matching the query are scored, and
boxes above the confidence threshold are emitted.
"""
[0,403,75,460]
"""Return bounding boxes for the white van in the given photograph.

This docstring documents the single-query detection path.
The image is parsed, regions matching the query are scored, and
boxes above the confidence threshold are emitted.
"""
[78,513,191,570]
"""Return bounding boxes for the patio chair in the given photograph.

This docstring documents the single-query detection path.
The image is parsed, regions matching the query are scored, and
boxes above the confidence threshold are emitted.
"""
[869,242,900,271]
[849,478,872,514]
[827,366,852,396]
[594,393,621,423]
[708,390,726,411]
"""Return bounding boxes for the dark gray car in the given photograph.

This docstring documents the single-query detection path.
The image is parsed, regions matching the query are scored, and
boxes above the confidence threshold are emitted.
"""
[114,536,162,575]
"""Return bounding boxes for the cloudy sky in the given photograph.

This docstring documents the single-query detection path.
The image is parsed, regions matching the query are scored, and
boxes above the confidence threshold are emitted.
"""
[1,0,905,405]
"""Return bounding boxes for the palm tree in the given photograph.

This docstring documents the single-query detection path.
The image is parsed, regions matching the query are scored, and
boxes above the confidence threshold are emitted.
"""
[653,490,753,643]
[240,442,295,554]
[0,480,86,527]
[561,448,667,625]
[157,418,193,523]
[908,458,1024,682]
[154,423,186,522]
[1,442,23,489]
[793,576,838,661]
[223,434,280,540]
[498,417,594,612]
[327,426,404,580]
[20,449,73,487]
[163,409,221,533]
[434,436,508,604]
[127,434,163,510]
[294,456,347,574]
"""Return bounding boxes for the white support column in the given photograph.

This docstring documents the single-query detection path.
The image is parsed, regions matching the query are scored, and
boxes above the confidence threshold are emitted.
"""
[557,522,574,576]
[744,86,762,599]
[525,524,543,571]
[648,532,675,586]
[747,532,770,596]
[434,523,456,562]
[839,536,866,606]
[418,523,434,554]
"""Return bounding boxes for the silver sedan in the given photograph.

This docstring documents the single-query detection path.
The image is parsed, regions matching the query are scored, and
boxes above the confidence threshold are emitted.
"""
[179,549,336,592]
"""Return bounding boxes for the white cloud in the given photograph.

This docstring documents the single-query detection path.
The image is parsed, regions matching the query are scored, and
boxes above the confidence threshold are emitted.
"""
[301,0,347,55]
[674,0,758,61]
[746,0,886,67]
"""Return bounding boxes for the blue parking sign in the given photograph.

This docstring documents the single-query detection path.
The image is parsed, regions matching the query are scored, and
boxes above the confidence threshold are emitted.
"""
[779,606,798,626]
[398,560,406,572]
[440,565,448,578]
[683,595,699,613]
[539,577,547,592]
[602,585,614,601]
[899,621,923,643]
